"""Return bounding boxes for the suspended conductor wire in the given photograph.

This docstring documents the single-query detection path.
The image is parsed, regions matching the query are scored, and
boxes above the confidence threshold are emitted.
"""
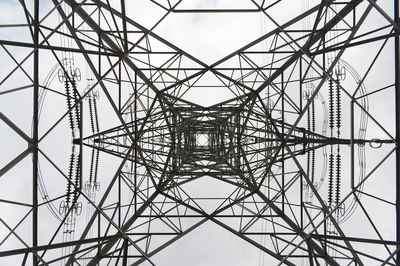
[36,63,66,222]
[314,92,328,191]
[38,63,59,119]
[38,162,63,221]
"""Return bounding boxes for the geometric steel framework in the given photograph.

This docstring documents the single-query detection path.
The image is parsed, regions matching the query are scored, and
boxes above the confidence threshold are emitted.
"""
[0,0,399,265]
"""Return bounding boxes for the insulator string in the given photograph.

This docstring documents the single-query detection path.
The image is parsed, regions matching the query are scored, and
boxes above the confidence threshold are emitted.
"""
[94,149,100,184]
[335,152,341,205]
[89,148,95,184]
[73,152,81,205]
[336,78,342,137]
[71,77,80,130]
[93,96,100,133]
[88,97,95,134]
[328,78,335,137]
[328,148,334,206]
[66,152,74,205]
[65,79,74,131]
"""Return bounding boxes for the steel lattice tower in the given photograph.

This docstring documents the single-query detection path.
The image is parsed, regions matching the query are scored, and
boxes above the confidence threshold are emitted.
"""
[0,0,400,265]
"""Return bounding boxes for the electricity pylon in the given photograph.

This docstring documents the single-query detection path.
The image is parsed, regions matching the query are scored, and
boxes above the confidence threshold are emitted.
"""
[0,0,399,265]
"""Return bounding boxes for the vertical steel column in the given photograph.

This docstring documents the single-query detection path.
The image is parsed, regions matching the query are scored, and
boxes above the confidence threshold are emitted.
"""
[122,238,128,266]
[134,73,138,213]
[281,73,285,212]
[395,1,400,265]
[121,0,128,53]
[32,0,39,265]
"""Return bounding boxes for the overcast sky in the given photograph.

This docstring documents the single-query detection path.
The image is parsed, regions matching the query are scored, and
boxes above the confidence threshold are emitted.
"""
[0,0,399,265]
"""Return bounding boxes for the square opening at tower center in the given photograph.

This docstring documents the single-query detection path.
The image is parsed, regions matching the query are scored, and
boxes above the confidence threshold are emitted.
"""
[196,133,209,147]
[172,106,241,175]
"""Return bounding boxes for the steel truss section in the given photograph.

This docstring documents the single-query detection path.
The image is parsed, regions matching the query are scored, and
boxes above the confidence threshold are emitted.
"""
[0,0,399,265]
